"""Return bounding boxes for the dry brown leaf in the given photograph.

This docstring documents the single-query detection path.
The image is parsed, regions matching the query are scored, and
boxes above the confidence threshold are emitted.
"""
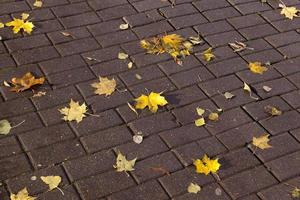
[128,62,133,69]
[229,41,253,52]
[208,112,219,121]
[91,77,116,96]
[10,72,45,92]
[135,74,142,80]
[187,183,201,194]
[61,31,71,37]
[264,105,282,116]
[252,134,272,150]
[118,52,129,60]
[127,102,138,116]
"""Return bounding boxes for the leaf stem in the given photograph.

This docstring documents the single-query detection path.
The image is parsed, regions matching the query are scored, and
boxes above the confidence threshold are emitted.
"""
[11,120,25,129]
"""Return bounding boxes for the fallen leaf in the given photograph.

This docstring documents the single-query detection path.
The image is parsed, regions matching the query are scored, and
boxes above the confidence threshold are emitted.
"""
[32,91,46,98]
[127,102,138,116]
[193,154,221,175]
[91,77,116,96]
[263,85,272,92]
[224,92,235,99]
[208,112,219,121]
[202,47,215,62]
[243,82,259,100]
[292,187,300,198]
[264,105,282,116]
[135,92,168,113]
[195,117,205,127]
[133,132,143,144]
[41,176,61,191]
[196,107,205,116]
[59,99,87,123]
[279,3,299,20]
[113,151,137,173]
[128,62,133,69]
[229,41,253,52]
[252,134,272,150]
[33,0,43,7]
[188,36,202,45]
[187,183,201,194]
[215,188,222,196]
[248,62,268,74]
[118,52,129,60]
[3,81,11,87]
[0,120,11,135]
[6,13,34,34]
[135,74,142,80]
[0,22,4,28]
[10,72,45,92]
[119,23,129,30]
[61,31,71,37]
[10,188,36,200]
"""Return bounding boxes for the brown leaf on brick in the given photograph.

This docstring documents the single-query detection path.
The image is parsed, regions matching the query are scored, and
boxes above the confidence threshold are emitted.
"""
[10,72,45,92]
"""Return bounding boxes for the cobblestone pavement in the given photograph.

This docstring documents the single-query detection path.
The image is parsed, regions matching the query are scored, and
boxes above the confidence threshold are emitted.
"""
[1,0,300,199]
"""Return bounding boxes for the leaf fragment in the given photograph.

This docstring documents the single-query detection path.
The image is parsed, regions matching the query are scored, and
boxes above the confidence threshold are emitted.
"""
[3,81,11,87]
[208,112,219,121]
[32,91,46,98]
[119,23,129,30]
[135,92,168,113]
[133,132,143,144]
[224,92,235,99]
[128,62,133,69]
[59,99,87,123]
[292,187,300,198]
[264,105,282,116]
[41,176,61,191]
[243,82,259,100]
[188,36,202,45]
[135,74,142,80]
[196,107,205,116]
[202,47,215,62]
[10,72,45,93]
[195,117,205,127]
[91,77,116,96]
[33,0,43,7]
[187,183,201,194]
[118,52,129,60]
[0,120,11,135]
[61,31,71,37]
[193,154,221,175]
[263,85,272,92]
[10,188,36,200]
[279,3,299,20]
[113,151,137,173]
[248,62,268,74]
[252,134,272,150]
[0,22,4,28]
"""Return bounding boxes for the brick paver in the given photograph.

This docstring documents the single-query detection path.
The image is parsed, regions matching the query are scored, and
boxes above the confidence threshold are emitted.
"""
[1,0,300,199]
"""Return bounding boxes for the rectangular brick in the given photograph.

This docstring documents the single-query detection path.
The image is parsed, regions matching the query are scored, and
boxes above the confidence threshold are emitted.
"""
[235,1,271,14]
[90,59,130,76]
[5,34,51,52]
[133,20,174,38]
[131,53,171,68]
[87,19,124,36]
[0,98,34,118]
[52,2,91,17]
[160,3,197,18]
[0,136,22,159]
[0,1,30,15]
[274,57,300,75]
[33,19,63,34]
[27,0,68,8]
[239,23,278,40]
[207,57,247,77]
[97,4,137,21]
[169,13,207,29]
[8,113,43,134]
[278,42,300,58]
[132,0,170,12]
[203,7,240,21]
[282,90,300,109]
[243,49,283,64]
[265,31,300,48]
[47,27,91,45]
[236,68,282,84]
[82,46,120,64]
[96,30,137,47]
[60,12,101,28]
[228,14,266,29]
[88,0,127,10]
[194,20,234,37]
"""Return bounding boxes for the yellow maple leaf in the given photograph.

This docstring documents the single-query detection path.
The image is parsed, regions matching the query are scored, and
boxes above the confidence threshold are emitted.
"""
[292,187,300,198]
[187,183,201,194]
[252,134,272,150]
[41,176,61,191]
[193,154,220,175]
[279,3,299,20]
[202,47,215,62]
[91,77,116,96]
[10,188,36,200]
[264,105,282,116]
[10,72,45,92]
[135,92,168,113]
[195,117,205,127]
[113,151,137,173]
[248,62,268,74]
[59,99,87,123]
[6,13,34,34]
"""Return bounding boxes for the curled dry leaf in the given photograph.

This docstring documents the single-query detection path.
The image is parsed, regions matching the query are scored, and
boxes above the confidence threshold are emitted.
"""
[61,31,72,37]
[243,82,259,100]
[292,187,300,198]
[113,151,137,173]
[10,188,36,200]
[224,92,235,99]
[264,105,282,116]
[195,117,205,127]
[133,132,143,144]
[135,92,168,113]
[252,134,272,150]
[6,13,34,34]
[202,47,215,62]
[41,176,62,191]
[0,120,11,135]
[196,107,205,116]
[248,62,268,74]
[187,183,201,194]
[118,52,129,60]
[91,77,116,96]
[193,154,221,175]
[3,81,11,87]
[59,99,87,123]
[208,112,219,121]
[263,85,272,92]
[128,62,133,69]
[119,23,129,30]
[279,3,299,20]
[229,41,253,52]
[10,72,45,93]
[188,36,202,45]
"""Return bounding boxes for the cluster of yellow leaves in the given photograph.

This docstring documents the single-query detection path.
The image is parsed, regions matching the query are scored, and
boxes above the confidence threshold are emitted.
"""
[6,13,34,34]
[252,134,272,150]
[193,155,221,175]
[10,72,45,92]
[202,47,215,62]
[10,188,36,200]
[140,34,194,61]
[135,92,168,113]
[59,99,87,123]
[279,3,299,20]
[194,108,220,127]
[91,77,116,96]
[113,151,137,173]
[248,62,268,74]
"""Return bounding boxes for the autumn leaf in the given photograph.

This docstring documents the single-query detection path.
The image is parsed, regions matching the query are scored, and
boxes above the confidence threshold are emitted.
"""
[187,183,201,194]
[135,92,168,113]
[252,134,272,150]
[118,52,128,60]
[6,13,34,34]
[193,154,221,175]
[248,62,268,74]
[196,107,205,116]
[263,85,272,92]
[119,23,129,30]
[128,62,133,69]
[243,82,259,100]
[33,0,43,7]
[91,77,116,96]
[59,99,87,123]
[41,176,61,191]
[264,105,282,116]
[208,112,219,121]
[202,47,215,62]
[113,151,137,173]
[0,22,4,28]
[188,36,202,45]
[292,187,300,198]
[161,34,184,48]
[195,117,205,127]
[0,120,11,135]
[10,188,36,200]
[279,3,299,20]
[229,41,253,52]
[10,72,45,92]
[224,92,235,99]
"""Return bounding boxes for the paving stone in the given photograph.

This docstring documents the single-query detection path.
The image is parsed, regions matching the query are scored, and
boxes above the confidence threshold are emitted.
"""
[193,0,230,11]
[82,46,121,64]
[52,2,91,17]
[132,0,170,12]
[0,136,22,159]
[0,98,34,118]
[75,170,136,199]
[90,59,131,76]
[5,34,51,52]
[38,185,80,200]
[97,4,137,21]
[221,166,278,199]
[207,57,248,77]
[278,42,300,58]
[87,19,124,36]
[169,13,208,29]
[236,68,282,84]
[47,27,91,45]
[235,1,271,14]
[239,23,278,40]
[272,18,300,32]
[265,31,300,48]
[33,19,63,34]
[159,167,214,197]
[133,20,174,38]
[205,30,245,47]
[123,10,163,27]
[282,90,300,109]
[228,13,266,29]
[27,0,68,8]
[194,20,234,36]
[96,30,137,47]
[274,57,300,76]
[242,48,283,64]
[196,46,237,65]
[88,0,127,10]
[266,151,300,181]
[109,180,169,200]
[63,150,115,181]
[237,38,273,56]
[197,137,227,156]
[0,1,30,15]
[160,3,197,18]
[203,7,241,21]
[60,12,101,28]
[131,53,171,68]
[38,105,66,126]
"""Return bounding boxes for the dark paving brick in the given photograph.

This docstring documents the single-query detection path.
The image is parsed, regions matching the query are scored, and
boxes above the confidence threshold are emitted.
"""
[278,42,300,58]
[194,20,234,37]
[193,0,230,11]
[242,48,284,64]
[265,31,300,48]
[97,4,137,21]
[235,1,272,14]
[203,7,241,21]
[132,0,170,12]
[133,20,174,38]
[0,1,30,15]
[160,3,197,18]
[47,27,91,45]
[5,34,51,52]
[207,57,248,77]
[124,10,164,27]
[0,136,22,159]
[236,68,282,84]
[7,112,44,134]
[239,23,278,40]
[274,57,300,76]
[169,13,208,29]
[96,30,137,47]
[88,0,127,10]
[0,98,34,118]
[228,14,266,29]
[60,12,101,28]
[282,90,300,109]
[51,2,91,17]
[87,19,124,36]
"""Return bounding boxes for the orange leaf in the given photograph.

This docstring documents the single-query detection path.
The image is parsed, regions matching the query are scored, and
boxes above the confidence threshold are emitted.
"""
[10,72,45,92]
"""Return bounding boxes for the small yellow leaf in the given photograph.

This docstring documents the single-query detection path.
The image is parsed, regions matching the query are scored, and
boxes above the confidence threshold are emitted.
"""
[248,62,268,74]
[187,183,201,194]
[61,31,71,37]
[0,22,4,28]
[118,52,128,60]
[292,187,300,198]
[10,188,36,200]
[135,74,142,80]
[113,151,137,172]
[135,92,168,113]
[208,112,219,121]
[193,154,221,175]
[264,105,282,116]
[263,85,272,92]
[243,82,251,93]
[59,99,87,123]
[252,134,272,150]
[33,0,43,7]
[195,117,205,127]
[224,92,235,99]
[40,176,61,191]
[119,23,129,30]
[202,47,215,62]
[279,3,299,20]
[0,120,11,135]
[128,62,133,69]
[91,77,116,96]
[196,107,205,116]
